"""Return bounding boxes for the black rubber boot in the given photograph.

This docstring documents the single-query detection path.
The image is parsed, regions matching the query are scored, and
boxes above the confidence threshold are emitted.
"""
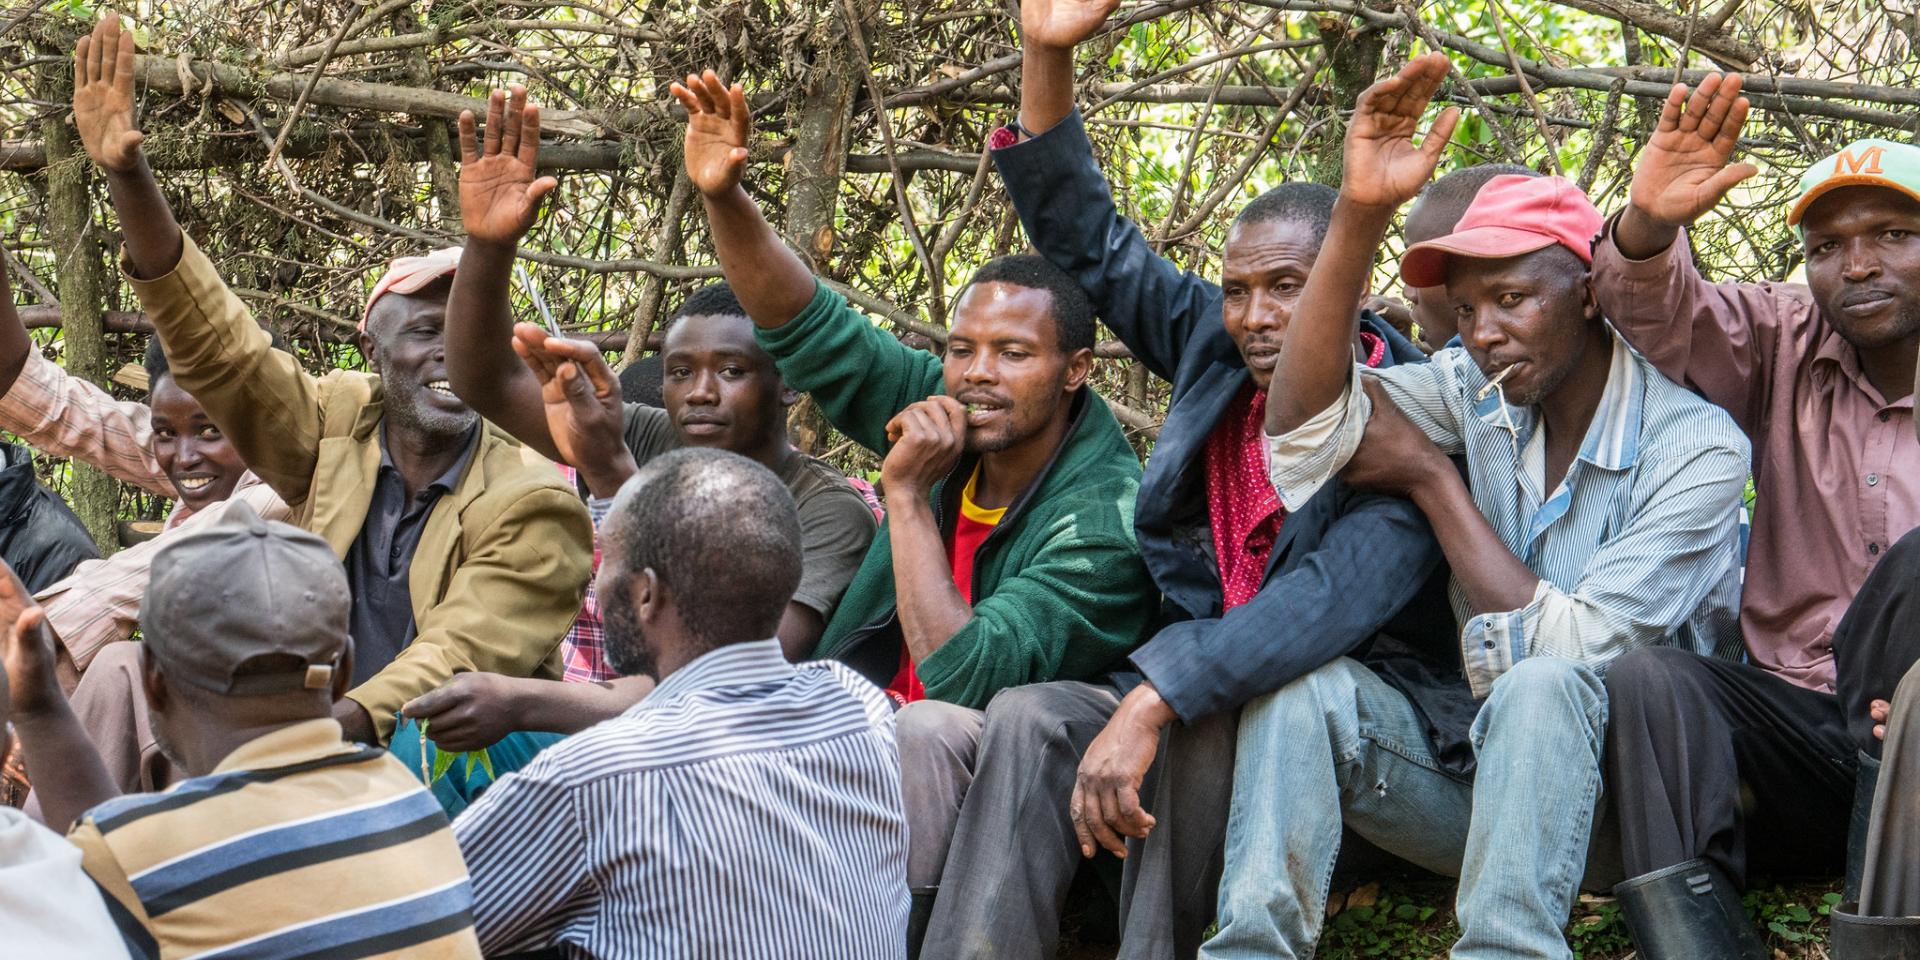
[1848,750,1883,904]
[907,886,936,960]
[1614,858,1767,960]
[1831,903,1920,959]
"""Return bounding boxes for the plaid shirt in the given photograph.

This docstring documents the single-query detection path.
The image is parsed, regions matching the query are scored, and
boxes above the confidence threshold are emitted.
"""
[0,350,288,676]
[555,467,613,683]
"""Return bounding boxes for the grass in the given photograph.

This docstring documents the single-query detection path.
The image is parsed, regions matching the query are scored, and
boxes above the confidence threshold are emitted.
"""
[1058,877,1846,958]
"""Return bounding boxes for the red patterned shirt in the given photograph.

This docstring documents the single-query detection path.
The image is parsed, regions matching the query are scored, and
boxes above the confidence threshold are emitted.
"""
[1205,332,1385,610]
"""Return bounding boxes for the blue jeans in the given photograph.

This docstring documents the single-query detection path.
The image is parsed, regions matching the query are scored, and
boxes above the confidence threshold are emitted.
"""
[1202,656,1610,960]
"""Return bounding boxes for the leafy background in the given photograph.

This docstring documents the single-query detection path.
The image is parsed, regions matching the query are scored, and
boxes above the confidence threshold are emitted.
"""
[2,0,1912,951]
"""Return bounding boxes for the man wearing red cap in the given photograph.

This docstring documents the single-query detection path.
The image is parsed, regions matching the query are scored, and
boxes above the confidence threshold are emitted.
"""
[1589,74,1920,957]
[65,13,591,749]
[1199,57,1750,960]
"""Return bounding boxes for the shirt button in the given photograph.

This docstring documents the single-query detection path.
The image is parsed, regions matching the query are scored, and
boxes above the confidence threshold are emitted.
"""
[1878,411,1892,423]
[1484,639,1496,649]
[1867,473,1880,486]
[1870,542,1881,556]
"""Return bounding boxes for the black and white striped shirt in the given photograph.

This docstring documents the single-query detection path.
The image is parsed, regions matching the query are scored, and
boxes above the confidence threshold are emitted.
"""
[454,639,909,959]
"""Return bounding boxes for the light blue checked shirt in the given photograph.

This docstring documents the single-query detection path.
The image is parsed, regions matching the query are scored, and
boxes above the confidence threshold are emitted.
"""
[1269,331,1750,698]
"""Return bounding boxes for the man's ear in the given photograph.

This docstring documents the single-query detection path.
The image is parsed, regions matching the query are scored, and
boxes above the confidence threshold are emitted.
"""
[635,568,663,625]
[357,327,381,375]
[139,645,170,714]
[1063,347,1094,394]
[1581,274,1601,322]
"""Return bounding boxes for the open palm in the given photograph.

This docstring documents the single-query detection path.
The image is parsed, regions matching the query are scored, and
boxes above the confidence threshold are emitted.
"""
[672,70,750,198]
[512,326,623,472]
[1022,0,1121,49]
[1630,73,1755,227]
[1342,53,1460,209]
[459,85,557,245]
[72,11,144,173]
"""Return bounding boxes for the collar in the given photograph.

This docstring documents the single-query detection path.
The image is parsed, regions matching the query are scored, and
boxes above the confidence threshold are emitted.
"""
[1813,326,1916,410]
[209,718,358,775]
[647,638,795,706]
[377,422,481,495]
[1472,328,1645,472]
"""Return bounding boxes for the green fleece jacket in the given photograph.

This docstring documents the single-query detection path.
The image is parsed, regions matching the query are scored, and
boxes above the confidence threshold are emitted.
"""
[758,282,1159,709]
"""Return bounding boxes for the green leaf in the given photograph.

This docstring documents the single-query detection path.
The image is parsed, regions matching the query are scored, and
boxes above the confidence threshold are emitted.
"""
[475,748,495,780]
[429,746,457,784]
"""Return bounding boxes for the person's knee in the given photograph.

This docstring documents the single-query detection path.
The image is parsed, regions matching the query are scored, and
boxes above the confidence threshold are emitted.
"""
[897,700,984,764]
[979,682,1084,758]
[1485,657,1605,727]
[1603,646,1703,717]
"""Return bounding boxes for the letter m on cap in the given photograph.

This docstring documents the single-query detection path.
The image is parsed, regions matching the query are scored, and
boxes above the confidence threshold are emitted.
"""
[1835,146,1886,176]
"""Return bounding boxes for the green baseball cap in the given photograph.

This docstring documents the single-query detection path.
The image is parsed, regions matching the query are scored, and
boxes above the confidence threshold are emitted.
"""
[1788,138,1920,227]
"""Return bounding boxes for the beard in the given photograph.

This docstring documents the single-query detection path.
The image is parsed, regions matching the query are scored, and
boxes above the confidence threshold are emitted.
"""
[150,706,187,768]
[378,361,478,442]
[601,574,659,679]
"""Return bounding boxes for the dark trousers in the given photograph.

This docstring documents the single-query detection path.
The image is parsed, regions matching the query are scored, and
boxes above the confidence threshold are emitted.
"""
[1863,658,1920,916]
[1605,526,1920,884]
[1116,710,1236,960]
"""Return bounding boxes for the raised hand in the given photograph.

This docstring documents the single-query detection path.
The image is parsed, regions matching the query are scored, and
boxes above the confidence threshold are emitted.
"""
[458,85,558,246]
[0,560,62,718]
[512,324,636,497]
[1021,0,1122,50]
[670,70,750,199]
[1628,73,1755,229]
[72,11,145,173]
[1340,52,1461,210]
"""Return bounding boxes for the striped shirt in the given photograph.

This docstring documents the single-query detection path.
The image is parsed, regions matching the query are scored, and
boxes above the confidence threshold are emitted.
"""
[1269,331,1751,698]
[0,349,291,673]
[68,719,482,960]
[454,639,909,959]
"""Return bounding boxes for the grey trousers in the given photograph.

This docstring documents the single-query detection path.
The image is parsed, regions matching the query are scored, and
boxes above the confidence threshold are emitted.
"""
[1116,708,1237,960]
[1863,658,1920,916]
[898,681,1124,960]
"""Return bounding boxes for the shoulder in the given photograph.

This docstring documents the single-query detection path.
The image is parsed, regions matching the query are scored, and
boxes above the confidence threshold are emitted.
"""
[786,455,876,517]
[1634,354,1751,457]
[622,403,676,463]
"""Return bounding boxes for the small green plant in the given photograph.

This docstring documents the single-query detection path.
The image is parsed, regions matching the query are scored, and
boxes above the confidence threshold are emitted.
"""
[415,718,496,785]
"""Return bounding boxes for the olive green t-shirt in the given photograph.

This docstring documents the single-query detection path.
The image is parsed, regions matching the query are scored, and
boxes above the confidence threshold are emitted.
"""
[620,403,876,617]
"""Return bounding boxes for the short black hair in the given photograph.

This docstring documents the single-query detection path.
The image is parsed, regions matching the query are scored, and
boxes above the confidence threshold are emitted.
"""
[962,254,1096,354]
[671,282,747,323]
[606,447,802,652]
[144,327,289,389]
[1234,182,1339,242]
[619,354,664,407]
[1408,164,1543,243]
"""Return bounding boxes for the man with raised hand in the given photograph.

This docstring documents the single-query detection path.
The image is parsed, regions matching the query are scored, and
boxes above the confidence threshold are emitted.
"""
[1591,74,1920,958]
[904,2,1456,956]
[68,12,591,747]
[1212,56,1750,960]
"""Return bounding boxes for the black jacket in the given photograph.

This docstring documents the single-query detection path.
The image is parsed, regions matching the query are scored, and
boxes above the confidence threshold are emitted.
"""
[0,441,99,592]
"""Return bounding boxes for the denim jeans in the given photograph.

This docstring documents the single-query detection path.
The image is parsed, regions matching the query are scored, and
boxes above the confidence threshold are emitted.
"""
[1202,656,1609,960]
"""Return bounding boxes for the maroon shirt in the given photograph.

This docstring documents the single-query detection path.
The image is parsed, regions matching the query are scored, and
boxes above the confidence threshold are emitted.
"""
[1593,225,1919,692]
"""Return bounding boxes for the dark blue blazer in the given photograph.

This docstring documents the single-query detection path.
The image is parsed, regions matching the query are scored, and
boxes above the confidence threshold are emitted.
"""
[992,110,1445,723]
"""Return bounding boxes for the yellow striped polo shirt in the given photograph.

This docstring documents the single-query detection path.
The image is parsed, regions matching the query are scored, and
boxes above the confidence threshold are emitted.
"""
[67,718,482,960]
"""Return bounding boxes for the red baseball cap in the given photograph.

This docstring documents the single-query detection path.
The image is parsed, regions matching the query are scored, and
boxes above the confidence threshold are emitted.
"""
[362,247,463,331]
[1399,175,1603,288]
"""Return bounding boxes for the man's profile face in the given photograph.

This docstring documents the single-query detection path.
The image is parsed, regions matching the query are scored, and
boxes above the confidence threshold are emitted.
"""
[661,313,789,454]
[150,374,248,511]
[1221,217,1319,392]
[1447,247,1600,407]
[943,281,1083,453]
[595,545,658,680]
[1802,186,1920,355]
[360,282,478,440]
[1402,197,1463,352]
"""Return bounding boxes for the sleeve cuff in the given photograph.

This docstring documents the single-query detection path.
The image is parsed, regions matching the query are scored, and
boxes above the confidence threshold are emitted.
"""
[1264,365,1369,513]
[1459,580,1552,698]
[587,496,616,526]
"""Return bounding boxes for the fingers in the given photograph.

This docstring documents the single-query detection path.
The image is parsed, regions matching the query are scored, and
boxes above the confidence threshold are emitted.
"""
[1694,73,1743,143]
[73,36,86,92]
[700,70,731,119]
[91,13,112,86]
[727,81,750,144]
[1085,787,1128,858]
[1677,73,1721,134]
[1422,106,1462,161]
[1711,96,1751,156]
[669,81,701,115]
[114,26,137,93]
[482,88,505,156]
[687,72,719,116]
[401,685,455,718]
[1070,788,1098,859]
[501,85,526,159]
[1871,699,1892,722]
[458,110,480,165]
[884,408,908,444]
[1654,83,1687,135]
[1113,784,1156,839]
[1701,162,1758,203]
[517,103,544,170]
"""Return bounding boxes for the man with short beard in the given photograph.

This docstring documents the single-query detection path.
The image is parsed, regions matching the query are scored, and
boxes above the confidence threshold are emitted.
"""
[1212,57,1749,960]
[452,448,909,959]
[67,13,591,746]
[1587,75,1920,957]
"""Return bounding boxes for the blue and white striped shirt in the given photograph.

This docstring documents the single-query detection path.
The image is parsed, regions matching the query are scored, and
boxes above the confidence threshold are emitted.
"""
[453,639,909,959]
[1269,331,1750,697]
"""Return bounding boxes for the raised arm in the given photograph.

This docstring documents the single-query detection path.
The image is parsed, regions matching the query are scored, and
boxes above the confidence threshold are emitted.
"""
[73,12,181,281]
[1,561,117,830]
[672,70,817,328]
[1017,0,1119,136]
[0,261,25,397]
[1613,74,1755,261]
[444,86,565,461]
[1264,54,1457,436]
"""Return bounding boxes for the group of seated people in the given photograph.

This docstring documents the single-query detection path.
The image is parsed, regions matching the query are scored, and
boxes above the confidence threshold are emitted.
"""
[0,6,1917,959]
